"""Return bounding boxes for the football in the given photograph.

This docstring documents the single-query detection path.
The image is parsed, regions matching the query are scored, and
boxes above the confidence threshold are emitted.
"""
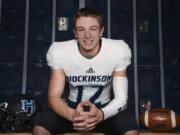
[140,109,180,132]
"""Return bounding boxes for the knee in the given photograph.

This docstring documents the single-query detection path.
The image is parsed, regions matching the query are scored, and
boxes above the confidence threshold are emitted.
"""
[33,126,51,135]
[123,130,139,135]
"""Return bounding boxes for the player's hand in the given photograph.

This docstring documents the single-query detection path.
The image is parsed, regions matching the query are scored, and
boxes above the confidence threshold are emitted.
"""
[82,101,104,127]
[73,100,104,132]
[73,100,94,132]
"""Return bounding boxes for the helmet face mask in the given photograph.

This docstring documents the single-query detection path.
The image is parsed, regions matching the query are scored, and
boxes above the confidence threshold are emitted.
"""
[0,94,40,132]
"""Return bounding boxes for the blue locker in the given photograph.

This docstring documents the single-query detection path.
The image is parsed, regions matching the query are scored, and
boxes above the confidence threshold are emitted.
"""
[27,43,49,64]
[138,67,162,110]
[110,0,133,68]
[111,0,133,42]
[164,67,180,114]
[55,0,79,41]
[26,0,53,109]
[28,0,52,44]
[137,41,160,65]
[85,0,108,37]
[26,64,50,109]
[0,0,26,42]
[163,41,180,66]
[0,42,24,63]
[0,64,22,102]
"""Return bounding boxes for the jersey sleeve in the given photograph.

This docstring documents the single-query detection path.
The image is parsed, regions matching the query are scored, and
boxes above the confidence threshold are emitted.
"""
[115,41,132,71]
[46,43,62,69]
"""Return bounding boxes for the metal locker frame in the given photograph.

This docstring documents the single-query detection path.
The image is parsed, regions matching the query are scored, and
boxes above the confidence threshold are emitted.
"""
[132,0,139,123]
[21,0,30,94]
[79,0,85,9]
[158,0,165,108]
[52,0,56,43]
[0,0,2,25]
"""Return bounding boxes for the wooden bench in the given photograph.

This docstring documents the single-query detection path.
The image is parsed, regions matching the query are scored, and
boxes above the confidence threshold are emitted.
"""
[0,131,180,135]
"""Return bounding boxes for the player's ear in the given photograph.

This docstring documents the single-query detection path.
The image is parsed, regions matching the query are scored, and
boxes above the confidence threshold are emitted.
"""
[73,29,77,38]
[100,26,104,37]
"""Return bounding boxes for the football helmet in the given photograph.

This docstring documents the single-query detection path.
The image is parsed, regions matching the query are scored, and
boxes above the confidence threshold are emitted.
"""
[0,94,40,132]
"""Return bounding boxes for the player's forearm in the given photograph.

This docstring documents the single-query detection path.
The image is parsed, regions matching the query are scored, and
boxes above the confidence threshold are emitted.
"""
[101,97,127,120]
[101,76,128,120]
[48,96,75,121]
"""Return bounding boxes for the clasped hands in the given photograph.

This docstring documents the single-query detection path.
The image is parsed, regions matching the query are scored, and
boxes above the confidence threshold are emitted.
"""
[73,100,103,132]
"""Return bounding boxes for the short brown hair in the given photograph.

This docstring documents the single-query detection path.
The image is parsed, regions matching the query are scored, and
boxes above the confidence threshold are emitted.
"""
[73,7,104,29]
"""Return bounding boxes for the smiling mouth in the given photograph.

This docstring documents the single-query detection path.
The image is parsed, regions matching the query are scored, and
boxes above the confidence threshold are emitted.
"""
[84,40,93,45]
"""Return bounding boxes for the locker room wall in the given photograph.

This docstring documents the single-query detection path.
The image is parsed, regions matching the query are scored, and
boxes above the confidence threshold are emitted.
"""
[0,0,180,126]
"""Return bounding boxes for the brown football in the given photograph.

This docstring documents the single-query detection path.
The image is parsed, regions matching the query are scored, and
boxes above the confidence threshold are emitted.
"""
[140,109,180,132]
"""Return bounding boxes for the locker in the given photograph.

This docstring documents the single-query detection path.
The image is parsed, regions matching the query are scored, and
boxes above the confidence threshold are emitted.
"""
[137,0,158,16]
[164,67,180,114]
[28,19,52,43]
[137,41,160,65]
[86,0,108,37]
[26,64,50,109]
[138,67,162,109]
[0,64,22,101]
[29,0,52,12]
[111,0,133,42]
[28,0,52,43]
[162,0,180,16]
[1,0,26,11]
[163,42,180,66]
[111,17,133,40]
[0,15,25,42]
[27,43,49,64]
[162,1,180,118]
[55,0,79,41]
[0,42,24,63]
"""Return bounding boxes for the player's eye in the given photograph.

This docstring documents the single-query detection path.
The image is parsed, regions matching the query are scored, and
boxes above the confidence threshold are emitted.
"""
[90,26,98,31]
[76,27,84,32]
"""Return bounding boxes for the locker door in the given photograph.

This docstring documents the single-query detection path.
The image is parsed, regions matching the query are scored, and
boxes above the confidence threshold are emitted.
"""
[55,0,79,41]
[162,0,180,114]
[0,0,25,102]
[136,0,162,122]
[25,0,53,109]
[111,0,135,113]
[86,0,108,37]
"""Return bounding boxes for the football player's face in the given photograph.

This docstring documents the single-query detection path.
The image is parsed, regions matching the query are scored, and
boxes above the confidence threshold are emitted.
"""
[74,16,104,57]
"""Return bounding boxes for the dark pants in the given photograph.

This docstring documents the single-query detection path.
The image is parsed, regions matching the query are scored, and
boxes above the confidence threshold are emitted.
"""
[33,108,138,135]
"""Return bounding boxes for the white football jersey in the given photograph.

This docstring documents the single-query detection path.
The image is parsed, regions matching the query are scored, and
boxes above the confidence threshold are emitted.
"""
[47,38,131,107]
